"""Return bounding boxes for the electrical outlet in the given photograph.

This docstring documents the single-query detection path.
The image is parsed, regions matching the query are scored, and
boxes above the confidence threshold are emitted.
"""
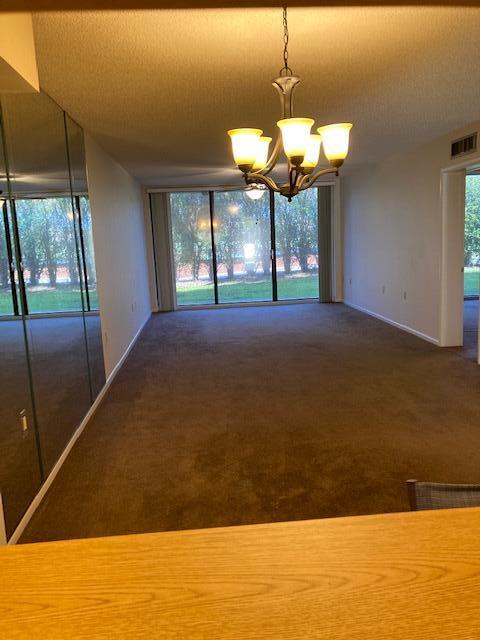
[382,285,386,294]
[403,291,407,301]
[349,278,352,285]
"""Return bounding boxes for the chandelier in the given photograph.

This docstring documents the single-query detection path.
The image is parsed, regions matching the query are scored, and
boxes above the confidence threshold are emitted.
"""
[228,7,352,202]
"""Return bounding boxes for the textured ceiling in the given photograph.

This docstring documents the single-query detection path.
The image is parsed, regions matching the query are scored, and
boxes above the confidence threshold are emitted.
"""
[32,7,480,187]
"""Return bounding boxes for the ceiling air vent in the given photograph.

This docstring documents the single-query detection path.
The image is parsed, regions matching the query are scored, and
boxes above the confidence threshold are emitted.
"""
[451,133,477,159]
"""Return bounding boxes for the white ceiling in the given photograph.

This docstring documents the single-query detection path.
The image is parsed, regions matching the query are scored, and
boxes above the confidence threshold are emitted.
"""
[32,7,480,187]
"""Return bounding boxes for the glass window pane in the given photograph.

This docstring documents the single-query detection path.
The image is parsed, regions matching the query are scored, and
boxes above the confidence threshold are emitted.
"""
[15,197,83,314]
[79,196,98,310]
[214,190,272,303]
[464,175,480,297]
[0,206,14,315]
[274,189,319,300]
[170,192,215,306]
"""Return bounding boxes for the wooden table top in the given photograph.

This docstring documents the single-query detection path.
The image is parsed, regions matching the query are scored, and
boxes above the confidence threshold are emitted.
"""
[1,508,480,639]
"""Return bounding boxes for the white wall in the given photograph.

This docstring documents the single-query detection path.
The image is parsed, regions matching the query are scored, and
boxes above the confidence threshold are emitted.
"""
[85,135,151,376]
[0,13,39,92]
[343,120,480,344]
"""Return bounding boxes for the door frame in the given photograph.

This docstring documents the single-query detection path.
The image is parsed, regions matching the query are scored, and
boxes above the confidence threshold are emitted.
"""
[440,153,480,360]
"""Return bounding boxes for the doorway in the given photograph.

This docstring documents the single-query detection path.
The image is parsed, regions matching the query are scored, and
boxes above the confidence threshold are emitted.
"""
[462,172,480,361]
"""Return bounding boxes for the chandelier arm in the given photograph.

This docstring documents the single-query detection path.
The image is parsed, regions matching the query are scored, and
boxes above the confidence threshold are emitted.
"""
[246,172,281,193]
[297,167,338,190]
[246,75,302,181]
[273,75,300,119]
[249,132,283,177]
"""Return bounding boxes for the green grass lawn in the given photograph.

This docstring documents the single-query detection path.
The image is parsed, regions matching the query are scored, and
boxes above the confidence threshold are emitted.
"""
[0,269,478,315]
[0,287,98,315]
[176,274,319,306]
[464,267,480,296]
[178,269,480,306]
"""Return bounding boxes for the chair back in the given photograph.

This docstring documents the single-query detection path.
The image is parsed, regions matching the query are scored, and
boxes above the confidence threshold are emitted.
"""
[407,479,480,511]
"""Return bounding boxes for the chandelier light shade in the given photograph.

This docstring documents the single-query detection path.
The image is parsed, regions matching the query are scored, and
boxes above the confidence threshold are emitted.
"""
[227,7,353,201]
[277,117,314,165]
[317,123,352,163]
[301,134,322,169]
[252,136,272,170]
[228,128,263,171]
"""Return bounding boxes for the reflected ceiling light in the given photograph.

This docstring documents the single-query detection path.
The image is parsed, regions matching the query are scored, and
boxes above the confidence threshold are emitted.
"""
[228,204,240,214]
[243,243,256,260]
[245,184,267,200]
[198,219,219,230]
[228,7,352,202]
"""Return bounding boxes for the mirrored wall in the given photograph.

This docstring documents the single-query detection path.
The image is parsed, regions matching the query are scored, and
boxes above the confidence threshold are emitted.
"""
[0,90,105,540]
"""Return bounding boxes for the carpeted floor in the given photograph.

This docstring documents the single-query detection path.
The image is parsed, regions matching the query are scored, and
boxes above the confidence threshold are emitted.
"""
[20,303,480,543]
[459,298,479,362]
[1,314,104,538]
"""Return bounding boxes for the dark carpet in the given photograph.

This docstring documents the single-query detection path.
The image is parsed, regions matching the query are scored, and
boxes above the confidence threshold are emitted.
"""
[20,303,480,543]
[458,298,479,362]
[1,314,104,538]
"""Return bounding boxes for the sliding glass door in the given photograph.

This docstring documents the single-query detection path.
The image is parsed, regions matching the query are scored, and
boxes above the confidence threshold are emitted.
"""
[170,191,215,306]
[215,191,272,304]
[168,186,331,307]
[274,189,319,301]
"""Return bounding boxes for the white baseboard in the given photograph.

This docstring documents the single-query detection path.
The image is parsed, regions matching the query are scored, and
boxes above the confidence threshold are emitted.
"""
[344,301,439,345]
[0,494,6,545]
[8,313,151,545]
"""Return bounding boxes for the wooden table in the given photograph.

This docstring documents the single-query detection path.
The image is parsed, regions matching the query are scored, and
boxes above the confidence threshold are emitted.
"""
[1,508,480,639]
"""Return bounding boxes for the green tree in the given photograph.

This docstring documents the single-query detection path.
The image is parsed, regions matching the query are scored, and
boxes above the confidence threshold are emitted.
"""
[465,175,480,266]
[275,190,318,275]
[243,194,271,276]
[55,198,80,286]
[171,192,212,280]
[39,199,63,287]
[275,196,297,275]
[80,197,97,287]
[214,192,244,280]
[0,216,9,290]
[292,190,318,273]
[16,200,45,286]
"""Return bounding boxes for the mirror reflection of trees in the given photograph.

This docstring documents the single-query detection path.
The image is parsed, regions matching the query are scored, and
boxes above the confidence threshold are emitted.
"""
[0,196,98,315]
[0,208,14,315]
[170,188,321,305]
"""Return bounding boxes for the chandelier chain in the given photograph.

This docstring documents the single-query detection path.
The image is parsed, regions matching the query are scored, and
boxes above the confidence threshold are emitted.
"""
[227,3,352,200]
[281,6,292,76]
